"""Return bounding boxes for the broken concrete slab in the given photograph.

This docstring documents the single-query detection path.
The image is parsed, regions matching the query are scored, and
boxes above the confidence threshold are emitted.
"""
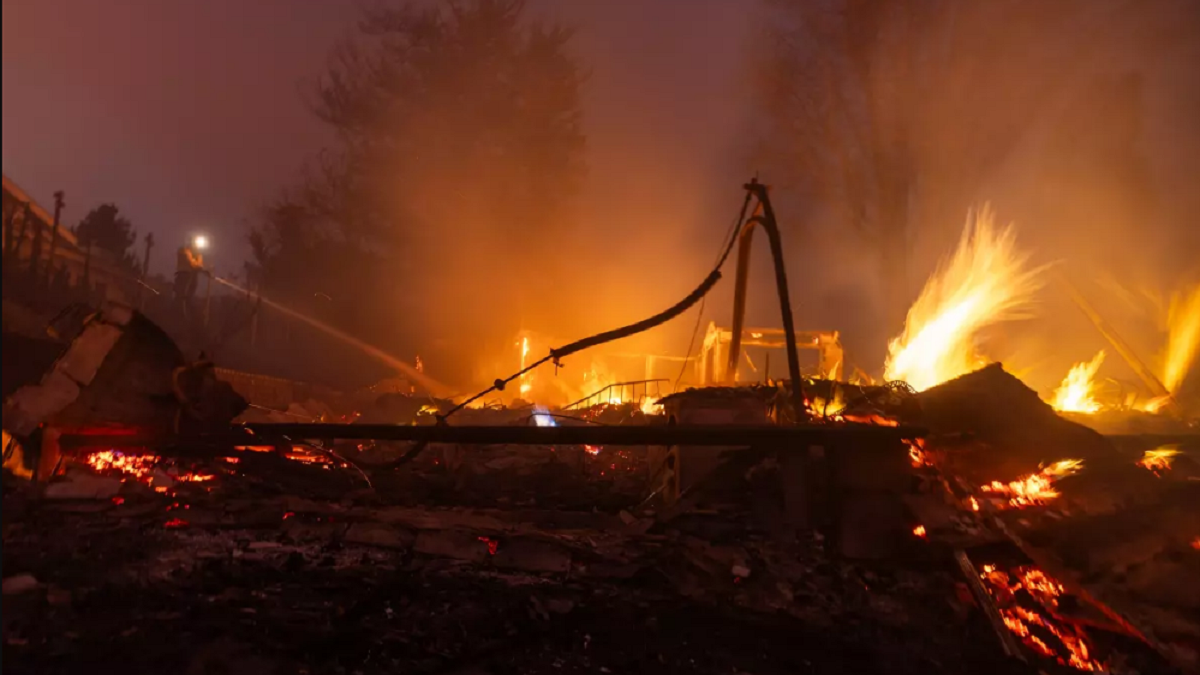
[56,322,123,386]
[5,369,81,436]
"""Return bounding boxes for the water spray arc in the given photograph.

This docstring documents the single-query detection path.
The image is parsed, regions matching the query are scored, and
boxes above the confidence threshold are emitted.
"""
[210,276,446,394]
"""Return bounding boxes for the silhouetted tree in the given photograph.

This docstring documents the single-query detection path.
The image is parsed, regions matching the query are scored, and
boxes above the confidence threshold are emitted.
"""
[74,203,139,271]
[249,0,587,363]
[752,0,1138,326]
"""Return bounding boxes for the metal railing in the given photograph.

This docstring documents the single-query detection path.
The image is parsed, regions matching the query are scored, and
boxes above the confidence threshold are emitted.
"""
[563,379,671,410]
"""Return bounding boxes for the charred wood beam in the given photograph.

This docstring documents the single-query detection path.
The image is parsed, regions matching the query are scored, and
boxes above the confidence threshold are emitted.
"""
[953,549,1028,664]
[57,422,925,450]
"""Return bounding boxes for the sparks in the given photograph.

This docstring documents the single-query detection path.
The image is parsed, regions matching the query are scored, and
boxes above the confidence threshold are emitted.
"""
[884,206,1043,391]
[1050,351,1106,414]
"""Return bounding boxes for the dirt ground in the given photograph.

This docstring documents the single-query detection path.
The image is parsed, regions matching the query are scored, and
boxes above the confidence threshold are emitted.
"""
[2,447,1022,675]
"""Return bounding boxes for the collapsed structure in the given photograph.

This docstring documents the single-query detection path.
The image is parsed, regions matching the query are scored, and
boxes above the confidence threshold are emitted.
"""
[3,179,1198,674]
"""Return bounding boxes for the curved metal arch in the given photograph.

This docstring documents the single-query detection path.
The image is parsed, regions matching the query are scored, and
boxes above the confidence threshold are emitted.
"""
[727,182,806,422]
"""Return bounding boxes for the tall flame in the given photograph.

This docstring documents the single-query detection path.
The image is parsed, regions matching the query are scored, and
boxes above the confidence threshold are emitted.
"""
[518,336,533,398]
[1050,350,1106,413]
[884,206,1044,391]
[1162,284,1200,393]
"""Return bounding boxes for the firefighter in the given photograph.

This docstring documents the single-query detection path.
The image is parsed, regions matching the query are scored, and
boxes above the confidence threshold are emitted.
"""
[174,237,209,310]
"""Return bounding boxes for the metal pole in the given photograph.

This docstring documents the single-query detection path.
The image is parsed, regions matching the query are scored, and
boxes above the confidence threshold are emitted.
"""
[203,272,213,328]
[58,421,925,450]
[45,191,64,288]
[138,232,154,309]
[735,180,806,424]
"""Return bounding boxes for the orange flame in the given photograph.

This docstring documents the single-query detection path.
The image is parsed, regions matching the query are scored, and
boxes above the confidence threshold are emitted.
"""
[981,459,1083,508]
[979,565,1104,671]
[1136,446,1180,476]
[884,206,1043,391]
[1050,351,1106,414]
[1162,283,1200,394]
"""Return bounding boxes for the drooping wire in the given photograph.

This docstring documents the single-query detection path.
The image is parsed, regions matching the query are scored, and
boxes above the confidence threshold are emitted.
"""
[672,194,756,393]
[441,187,760,423]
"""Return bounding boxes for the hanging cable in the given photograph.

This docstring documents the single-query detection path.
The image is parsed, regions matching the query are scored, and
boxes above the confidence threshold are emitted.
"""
[439,189,758,422]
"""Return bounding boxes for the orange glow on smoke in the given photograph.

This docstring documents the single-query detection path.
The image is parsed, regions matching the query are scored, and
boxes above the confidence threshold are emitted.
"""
[981,459,1083,508]
[1162,283,1200,394]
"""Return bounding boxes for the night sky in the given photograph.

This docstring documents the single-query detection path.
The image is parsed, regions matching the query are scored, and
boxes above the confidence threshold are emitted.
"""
[2,0,759,278]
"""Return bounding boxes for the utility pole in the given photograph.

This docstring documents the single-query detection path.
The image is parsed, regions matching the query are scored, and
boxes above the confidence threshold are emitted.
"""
[45,191,65,288]
[138,232,155,308]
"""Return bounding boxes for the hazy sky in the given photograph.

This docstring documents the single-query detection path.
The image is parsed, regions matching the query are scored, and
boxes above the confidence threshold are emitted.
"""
[2,0,759,279]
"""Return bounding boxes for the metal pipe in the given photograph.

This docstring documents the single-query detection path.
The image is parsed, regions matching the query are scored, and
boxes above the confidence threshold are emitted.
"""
[57,422,924,450]
[730,181,806,423]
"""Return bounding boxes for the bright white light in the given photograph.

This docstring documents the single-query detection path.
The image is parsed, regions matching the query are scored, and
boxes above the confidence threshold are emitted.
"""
[193,235,209,250]
[532,405,557,427]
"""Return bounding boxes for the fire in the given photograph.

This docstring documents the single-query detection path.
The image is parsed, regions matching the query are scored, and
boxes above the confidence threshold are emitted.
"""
[907,438,931,468]
[1162,283,1200,393]
[1050,351,1106,413]
[640,397,662,415]
[1134,394,1170,413]
[884,206,1043,391]
[912,524,927,538]
[1136,446,1180,476]
[979,565,1104,671]
[86,450,159,480]
[1192,537,1200,551]
[85,449,214,486]
[518,337,533,398]
[981,459,1083,508]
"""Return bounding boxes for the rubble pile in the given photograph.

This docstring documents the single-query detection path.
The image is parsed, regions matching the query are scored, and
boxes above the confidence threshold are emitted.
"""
[4,444,1009,675]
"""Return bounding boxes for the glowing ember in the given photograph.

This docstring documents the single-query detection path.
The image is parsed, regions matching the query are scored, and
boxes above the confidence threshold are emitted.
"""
[584,445,601,456]
[982,459,1083,508]
[979,564,1104,671]
[163,518,189,529]
[1136,446,1180,476]
[884,206,1043,392]
[907,439,931,468]
[86,450,159,479]
[968,496,980,512]
[912,524,927,538]
[477,536,499,555]
[1050,351,1106,414]
[1162,283,1200,394]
